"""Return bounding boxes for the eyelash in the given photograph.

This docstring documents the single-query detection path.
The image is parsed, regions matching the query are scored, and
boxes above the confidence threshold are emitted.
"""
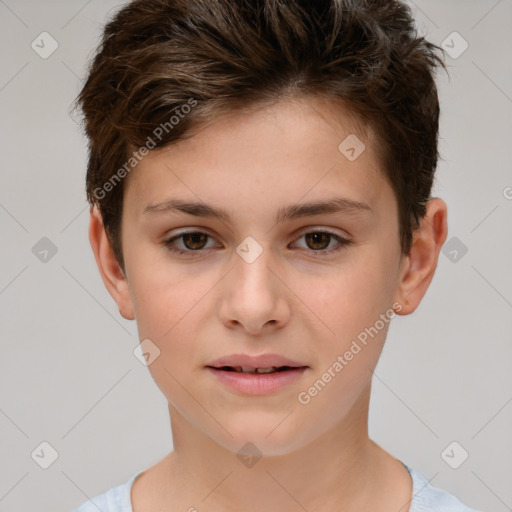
[163,230,352,257]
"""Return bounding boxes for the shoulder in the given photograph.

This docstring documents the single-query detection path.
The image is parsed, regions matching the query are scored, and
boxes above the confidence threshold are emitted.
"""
[407,465,482,512]
[72,472,143,512]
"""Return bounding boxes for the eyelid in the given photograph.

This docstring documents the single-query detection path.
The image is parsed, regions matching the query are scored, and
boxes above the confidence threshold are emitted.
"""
[293,226,349,239]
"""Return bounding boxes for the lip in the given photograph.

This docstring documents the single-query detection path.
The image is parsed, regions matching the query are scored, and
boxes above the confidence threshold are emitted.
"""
[205,353,309,396]
[206,366,308,395]
[206,353,307,370]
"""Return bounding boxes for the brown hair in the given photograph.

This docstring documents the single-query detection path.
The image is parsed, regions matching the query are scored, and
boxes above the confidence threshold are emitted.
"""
[75,0,447,272]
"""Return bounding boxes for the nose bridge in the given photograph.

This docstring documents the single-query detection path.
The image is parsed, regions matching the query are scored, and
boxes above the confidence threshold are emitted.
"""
[233,235,276,296]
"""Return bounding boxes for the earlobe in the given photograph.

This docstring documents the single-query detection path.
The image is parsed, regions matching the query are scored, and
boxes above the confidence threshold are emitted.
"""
[88,206,135,320]
[394,198,448,315]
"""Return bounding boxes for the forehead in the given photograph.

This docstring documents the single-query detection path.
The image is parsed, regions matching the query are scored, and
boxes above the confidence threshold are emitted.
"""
[123,96,389,212]
[186,96,377,158]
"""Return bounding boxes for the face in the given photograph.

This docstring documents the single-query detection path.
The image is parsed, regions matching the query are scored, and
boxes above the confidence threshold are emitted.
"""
[117,97,407,455]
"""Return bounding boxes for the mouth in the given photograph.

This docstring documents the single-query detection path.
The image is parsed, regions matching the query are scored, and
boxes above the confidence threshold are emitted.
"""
[208,365,306,374]
[205,358,309,395]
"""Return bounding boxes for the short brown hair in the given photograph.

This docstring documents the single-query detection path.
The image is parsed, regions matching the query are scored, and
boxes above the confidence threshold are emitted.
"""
[76,0,447,271]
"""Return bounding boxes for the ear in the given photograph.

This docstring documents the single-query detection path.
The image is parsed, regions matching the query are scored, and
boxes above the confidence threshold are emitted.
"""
[88,206,135,320]
[394,198,448,315]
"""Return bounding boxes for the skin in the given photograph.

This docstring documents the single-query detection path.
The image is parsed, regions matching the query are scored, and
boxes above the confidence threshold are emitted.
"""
[89,97,448,512]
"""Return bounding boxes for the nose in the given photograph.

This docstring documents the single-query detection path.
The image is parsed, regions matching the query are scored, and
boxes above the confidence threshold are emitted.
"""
[218,241,291,336]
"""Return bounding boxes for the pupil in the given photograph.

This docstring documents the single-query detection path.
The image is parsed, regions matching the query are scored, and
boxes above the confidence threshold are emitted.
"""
[183,232,207,250]
[306,232,330,250]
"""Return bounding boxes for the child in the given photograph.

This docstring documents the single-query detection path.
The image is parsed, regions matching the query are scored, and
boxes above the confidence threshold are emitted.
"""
[73,0,481,510]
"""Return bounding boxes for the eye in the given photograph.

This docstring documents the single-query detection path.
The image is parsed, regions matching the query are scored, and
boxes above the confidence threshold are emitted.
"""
[163,229,352,257]
[291,230,352,254]
[164,231,220,255]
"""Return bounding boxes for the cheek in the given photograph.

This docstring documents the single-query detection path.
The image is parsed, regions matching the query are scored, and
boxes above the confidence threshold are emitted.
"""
[301,254,389,330]
[126,246,201,333]
[127,260,218,376]
[298,250,396,386]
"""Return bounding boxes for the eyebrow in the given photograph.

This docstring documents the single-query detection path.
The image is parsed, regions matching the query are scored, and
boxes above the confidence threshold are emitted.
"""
[143,197,373,224]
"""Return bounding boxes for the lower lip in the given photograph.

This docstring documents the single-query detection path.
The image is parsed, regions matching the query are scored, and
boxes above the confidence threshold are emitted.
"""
[206,367,308,395]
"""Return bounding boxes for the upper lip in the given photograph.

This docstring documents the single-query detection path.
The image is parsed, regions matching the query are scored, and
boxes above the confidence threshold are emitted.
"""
[206,353,308,369]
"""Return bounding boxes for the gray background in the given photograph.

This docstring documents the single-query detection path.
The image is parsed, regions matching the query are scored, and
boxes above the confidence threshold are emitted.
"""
[0,1,511,511]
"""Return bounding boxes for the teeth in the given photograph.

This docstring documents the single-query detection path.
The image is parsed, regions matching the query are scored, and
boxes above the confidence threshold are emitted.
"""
[233,366,279,373]
[254,367,276,374]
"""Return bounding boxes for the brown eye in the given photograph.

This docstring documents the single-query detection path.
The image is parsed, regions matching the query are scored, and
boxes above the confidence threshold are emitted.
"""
[290,230,352,255]
[164,231,219,255]
[182,232,209,250]
[304,232,332,250]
